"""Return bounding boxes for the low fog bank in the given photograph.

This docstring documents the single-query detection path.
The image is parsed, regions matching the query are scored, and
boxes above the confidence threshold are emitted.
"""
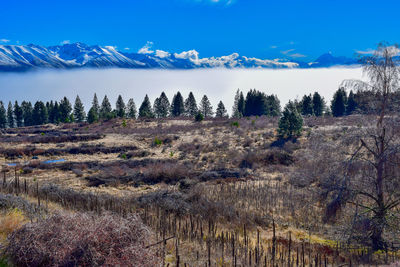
[0,68,364,114]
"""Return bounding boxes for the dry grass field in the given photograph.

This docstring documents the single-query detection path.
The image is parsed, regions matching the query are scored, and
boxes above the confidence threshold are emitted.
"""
[0,115,399,266]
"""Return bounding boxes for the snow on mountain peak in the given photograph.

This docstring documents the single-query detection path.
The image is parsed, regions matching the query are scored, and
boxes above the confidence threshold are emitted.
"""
[0,42,358,71]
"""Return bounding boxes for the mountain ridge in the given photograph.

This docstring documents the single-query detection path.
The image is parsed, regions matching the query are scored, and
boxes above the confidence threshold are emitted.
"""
[0,42,359,72]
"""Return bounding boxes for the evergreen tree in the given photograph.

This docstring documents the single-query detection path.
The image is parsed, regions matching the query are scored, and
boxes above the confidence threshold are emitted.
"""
[293,99,302,113]
[87,107,98,124]
[238,92,245,116]
[170,91,185,117]
[199,95,214,118]
[52,101,60,123]
[21,101,33,126]
[59,96,72,122]
[14,101,23,127]
[126,98,137,119]
[153,98,161,118]
[184,92,198,117]
[346,90,357,115]
[215,101,228,118]
[46,101,51,119]
[195,112,204,122]
[92,93,100,117]
[74,95,86,122]
[100,95,113,120]
[154,92,170,118]
[232,89,242,118]
[331,88,347,117]
[278,101,303,138]
[300,94,313,115]
[138,95,154,118]
[244,89,267,116]
[32,101,48,125]
[233,90,245,118]
[7,101,14,128]
[0,101,6,128]
[312,92,324,116]
[265,95,281,116]
[115,95,126,118]
[47,101,55,123]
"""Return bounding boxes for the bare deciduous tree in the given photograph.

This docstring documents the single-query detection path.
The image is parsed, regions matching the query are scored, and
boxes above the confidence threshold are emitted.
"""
[317,42,400,250]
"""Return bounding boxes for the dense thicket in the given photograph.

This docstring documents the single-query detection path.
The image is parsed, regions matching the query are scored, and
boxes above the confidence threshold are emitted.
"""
[6,212,160,266]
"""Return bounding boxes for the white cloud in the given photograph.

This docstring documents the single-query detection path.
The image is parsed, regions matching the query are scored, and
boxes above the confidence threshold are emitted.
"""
[188,0,236,6]
[280,48,306,58]
[155,50,170,58]
[356,46,400,56]
[138,41,154,54]
[170,50,297,68]
[0,39,10,43]
[212,0,236,5]
[289,53,306,58]
[124,47,130,50]
[174,50,200,61]
[281,49,295,55]
[61,40,70,45]
[355,49,374,55]
[270,45,278,49]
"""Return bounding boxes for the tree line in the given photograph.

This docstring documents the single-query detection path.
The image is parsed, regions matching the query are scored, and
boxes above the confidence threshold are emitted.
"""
[0,86,397,128]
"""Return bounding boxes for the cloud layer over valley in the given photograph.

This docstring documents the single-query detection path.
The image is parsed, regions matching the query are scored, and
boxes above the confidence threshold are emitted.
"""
[0,68,364,115]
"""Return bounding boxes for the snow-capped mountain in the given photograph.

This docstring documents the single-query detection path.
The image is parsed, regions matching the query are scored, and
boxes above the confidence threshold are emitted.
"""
[0,43,146,71]
[0,42,358,72]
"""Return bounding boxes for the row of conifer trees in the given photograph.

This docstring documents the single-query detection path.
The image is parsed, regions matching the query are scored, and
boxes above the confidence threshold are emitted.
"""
[0,87,365,128]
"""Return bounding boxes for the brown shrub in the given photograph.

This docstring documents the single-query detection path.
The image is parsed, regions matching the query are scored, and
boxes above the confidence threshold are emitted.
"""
[141,162,189,184]
[6,211,161,267]
[178,142,204,156]
[121,150,151,159]
[239,148,294,169]
[85,160,187,187]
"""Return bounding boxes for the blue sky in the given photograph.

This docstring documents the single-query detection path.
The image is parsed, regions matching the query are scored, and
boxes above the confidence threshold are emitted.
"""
[1,0,399,60]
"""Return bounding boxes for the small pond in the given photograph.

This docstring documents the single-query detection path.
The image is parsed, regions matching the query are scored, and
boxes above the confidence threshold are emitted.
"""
[6,158,66,167]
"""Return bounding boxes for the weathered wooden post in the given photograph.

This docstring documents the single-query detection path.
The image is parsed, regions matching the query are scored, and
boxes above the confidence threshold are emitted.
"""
[288,231,292,267]
[272,219,276,266]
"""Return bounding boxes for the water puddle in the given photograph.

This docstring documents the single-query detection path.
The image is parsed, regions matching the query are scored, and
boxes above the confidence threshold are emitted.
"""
[5,158,66,167]
[42,159,66,164]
